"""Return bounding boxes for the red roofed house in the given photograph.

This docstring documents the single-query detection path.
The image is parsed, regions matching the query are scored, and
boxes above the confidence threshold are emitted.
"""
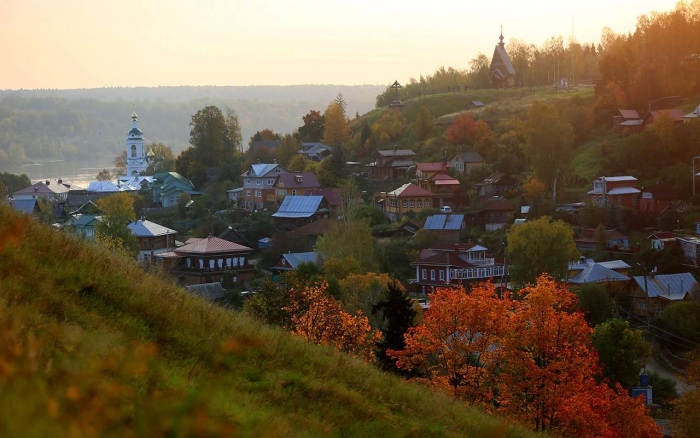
[410,242,508,294]
[12,179,71,202]
[640,184,677,216]
[273,172,320,205]
[377,183,435,216]
[477,197,514,231]
[414,157,467,209]
[643,109,685,127]
[613,109,641,129]
[156,236,255,285]
[587,176,640,208]
[368,148,416,181]
[648,231,676,251]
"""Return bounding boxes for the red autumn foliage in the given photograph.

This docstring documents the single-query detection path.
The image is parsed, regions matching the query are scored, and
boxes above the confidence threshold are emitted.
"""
[390,283,515,404]
[284,281,381,363]
[391,275,660,438]
[445,113,490,146]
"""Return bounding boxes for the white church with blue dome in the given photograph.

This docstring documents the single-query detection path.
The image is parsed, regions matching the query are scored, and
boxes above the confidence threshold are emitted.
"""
[126,111,149,177]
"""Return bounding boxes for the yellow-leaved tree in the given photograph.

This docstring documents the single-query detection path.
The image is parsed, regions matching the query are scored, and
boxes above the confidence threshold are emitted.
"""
[321,102,349,147]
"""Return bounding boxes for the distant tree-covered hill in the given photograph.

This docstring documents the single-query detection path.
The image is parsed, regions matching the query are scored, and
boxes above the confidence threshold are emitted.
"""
[0,85,385,165]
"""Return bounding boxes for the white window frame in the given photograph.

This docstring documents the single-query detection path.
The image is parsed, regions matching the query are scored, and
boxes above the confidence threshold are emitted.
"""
[403,201,408,208]
[425,200,430,207]
[422,269,427,280]
[256,179,261,185]
[430,270,435,281]
[439,270,445,281]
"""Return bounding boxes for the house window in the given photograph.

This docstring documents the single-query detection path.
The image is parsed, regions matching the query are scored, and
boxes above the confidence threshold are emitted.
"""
[246,179,251,185]
[430,270,436,281]
[617,196,622,206]
[256,179,261,185]
[422,269,427,280]
[199,259,204,269]
[186,258,191,268]
[439,270,445,281]
[209,259,215,269]
[85,228,93,237]
[417,200,422,208]
[292,189,297,196]
[226,258,232,267]
[246,190,251,197]
[267,179,274,185]
[256,191,261,197]
[239,256,245,266]
[403,201,408,208]
[425,200,430,207]
[410,200,415,208]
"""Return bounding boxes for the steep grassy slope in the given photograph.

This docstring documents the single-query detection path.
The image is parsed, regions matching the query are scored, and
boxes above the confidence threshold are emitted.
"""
[0,205,538,438]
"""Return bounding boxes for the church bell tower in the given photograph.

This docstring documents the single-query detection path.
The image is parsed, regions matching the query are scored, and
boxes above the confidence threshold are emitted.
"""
[125,111,148,177]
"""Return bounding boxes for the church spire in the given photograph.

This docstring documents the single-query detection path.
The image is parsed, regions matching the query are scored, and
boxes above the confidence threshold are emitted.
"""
[499,26,505,47]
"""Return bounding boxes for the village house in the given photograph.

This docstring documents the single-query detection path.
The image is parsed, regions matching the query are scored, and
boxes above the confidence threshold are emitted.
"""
[489,29,516,88]
[290,218,331,247]
[618,119,645,134]
[639,184,677,215]
[575,228,630,251]
[271,252,321,272]
[227,188,244,206]
[649,231,676,250]
[643,109,685,127]
[12,179,71,202]
[377,183,435,217]
[128,219,178,264]
[156,236,255,285]
[587,176,639,208]
[423,214,465,243]
[71,214,101,240]
[414,159,466,209]
[449,149,485,175]
[274,172,320,205]
[630,272,697,317]
[241,163,289,211]
[272,195,330,229]
[9,199,41,216]
[567,258,630,291]
[303,187,342,210]
[298,142,332,161]
[613,109,641,130]
[477,197,514,231]
[151,172,200,208]
[474,172,517,197]
[677,236,700,266]
[218,227,249,246]
[410,242,508,294]
[367,148,416,181]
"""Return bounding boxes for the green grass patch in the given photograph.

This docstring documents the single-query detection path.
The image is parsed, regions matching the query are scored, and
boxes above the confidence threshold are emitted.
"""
[0,205,540,437]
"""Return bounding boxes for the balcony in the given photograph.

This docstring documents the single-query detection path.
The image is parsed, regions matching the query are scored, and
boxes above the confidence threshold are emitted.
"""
[469,258,495,266]
[449,265,508,280]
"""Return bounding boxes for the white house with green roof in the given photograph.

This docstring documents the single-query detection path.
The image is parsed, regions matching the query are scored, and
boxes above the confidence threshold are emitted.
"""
[152,172,201,208]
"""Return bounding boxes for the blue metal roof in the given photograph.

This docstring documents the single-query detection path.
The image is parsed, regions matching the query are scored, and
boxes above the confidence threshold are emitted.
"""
[248,164,279,177]
[424,214,464,230]
[128,220,176,237]
[10,199,37,214]
[632,273,697,300]
[272,196,324,218]
[283,252,320,269]
[569,262,630,284]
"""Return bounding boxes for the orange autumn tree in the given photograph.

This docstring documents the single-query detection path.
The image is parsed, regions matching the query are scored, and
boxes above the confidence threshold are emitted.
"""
[284,281,381,363]
[497,275,660,437]
[390,283,515,404]
[445,113,490,146]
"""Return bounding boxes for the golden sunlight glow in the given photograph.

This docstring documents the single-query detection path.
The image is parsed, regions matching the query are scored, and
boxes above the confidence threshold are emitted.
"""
[0,0,678,89]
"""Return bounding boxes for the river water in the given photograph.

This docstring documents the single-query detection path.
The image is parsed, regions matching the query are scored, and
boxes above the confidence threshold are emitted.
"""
[8,158,117,189]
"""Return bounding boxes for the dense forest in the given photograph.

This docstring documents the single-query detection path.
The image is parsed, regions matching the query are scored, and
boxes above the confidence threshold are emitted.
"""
[0,85,383,166]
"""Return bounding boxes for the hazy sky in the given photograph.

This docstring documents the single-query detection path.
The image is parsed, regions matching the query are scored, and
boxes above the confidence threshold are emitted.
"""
[0,0,678,90]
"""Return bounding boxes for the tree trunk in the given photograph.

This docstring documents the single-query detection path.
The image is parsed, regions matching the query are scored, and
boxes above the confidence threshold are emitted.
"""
[552,173,558,203]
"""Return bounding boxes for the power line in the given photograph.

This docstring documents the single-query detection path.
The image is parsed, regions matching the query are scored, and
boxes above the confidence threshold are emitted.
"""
[617,306,699,348]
